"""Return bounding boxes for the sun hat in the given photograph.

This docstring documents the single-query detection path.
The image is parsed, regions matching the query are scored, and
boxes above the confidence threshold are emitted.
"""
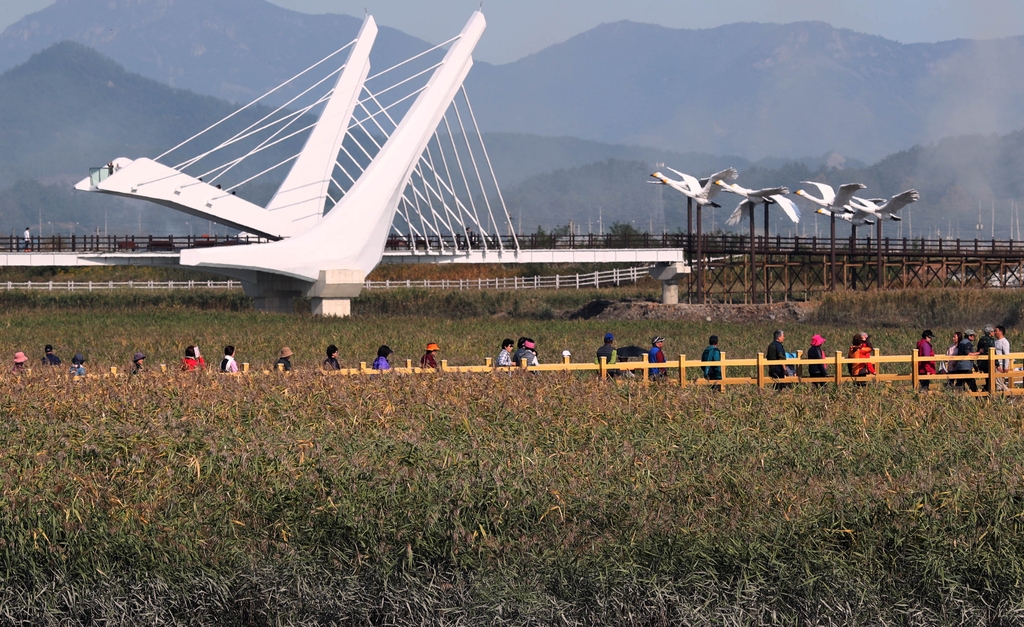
[133,352,146,362]
[426,343,440,351]
[279,347,293,358]
[604,333,614,342]
[652,336,665,345]
[964,329,976,337]
[13,351,27,364]
[811,334,826,347]
[523,340,536,350]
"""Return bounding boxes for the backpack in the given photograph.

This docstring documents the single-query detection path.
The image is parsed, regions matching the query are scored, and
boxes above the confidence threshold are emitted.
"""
[700,346,720,378]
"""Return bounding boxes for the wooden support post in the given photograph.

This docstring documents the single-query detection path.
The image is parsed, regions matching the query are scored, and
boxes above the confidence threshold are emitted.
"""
[834,351,843,386]
[440,359,449,372]
[720,351,727,384]
[696,204,704,304]
[756,352,765,388]
[599,356,607,380]
[642,353,650,383]
[873,348,881,382]
[110,366,117,375]
[911,349,920,389]
[830,214,837,290]
[989,348,997,396]
[749,204,757,303]
[242,362,249,373]
[485,357,493,368]
[763,200,771,303]
[160,364,167,373]
[678,355,686,387]
[877,218,884,289]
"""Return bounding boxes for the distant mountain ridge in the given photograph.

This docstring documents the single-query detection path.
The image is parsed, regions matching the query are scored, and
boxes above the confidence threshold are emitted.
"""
[5,1,1024,161]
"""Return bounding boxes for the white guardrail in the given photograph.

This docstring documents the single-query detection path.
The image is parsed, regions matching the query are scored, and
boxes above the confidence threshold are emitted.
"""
[1,266,653,292]
[363,266,652,290]
[1,280,243,291]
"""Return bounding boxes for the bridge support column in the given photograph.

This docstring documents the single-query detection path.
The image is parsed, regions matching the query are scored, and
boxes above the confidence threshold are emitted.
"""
[650,262,690,305]
[311,298,352,317]
[306,270,363,318]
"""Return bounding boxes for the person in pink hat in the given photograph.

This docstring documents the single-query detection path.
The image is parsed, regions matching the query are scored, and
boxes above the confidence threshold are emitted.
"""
[12,351,28,374]
[806,334,828,387]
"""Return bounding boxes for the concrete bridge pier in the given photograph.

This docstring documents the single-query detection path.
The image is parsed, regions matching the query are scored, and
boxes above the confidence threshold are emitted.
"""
[649,262,690,305]
[244,270,362,317]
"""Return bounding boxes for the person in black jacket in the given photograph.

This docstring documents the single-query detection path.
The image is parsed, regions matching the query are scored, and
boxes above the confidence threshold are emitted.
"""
[806,334,828,387]
[766,329,789,389]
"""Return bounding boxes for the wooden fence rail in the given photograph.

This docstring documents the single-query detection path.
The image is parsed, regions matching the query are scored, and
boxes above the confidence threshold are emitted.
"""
[13,349,1024,397]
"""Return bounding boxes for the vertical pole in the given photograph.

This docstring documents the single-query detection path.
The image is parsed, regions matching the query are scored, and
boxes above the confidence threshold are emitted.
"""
[763,200,771,303]
[989,348,997,396]
[834,351,843,386]
[687,197,693,303]
[678,355,686,387]
[851,225,858,290]
[756,353,765,388]
[696,203,704,304]
[749,204,756,303]
[830,214,837,291]
[600,356,607,381]
[876,218,884,289]
[911,349,920,389]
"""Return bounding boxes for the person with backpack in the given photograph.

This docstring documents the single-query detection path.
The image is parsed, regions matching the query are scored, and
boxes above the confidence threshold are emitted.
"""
[700,336,722,390]
[976,325,996,391]
[648,336,667,379]
[596,333,619,377]
[806,334,828,387]
[220,346,239,373]
[181,346,204,371]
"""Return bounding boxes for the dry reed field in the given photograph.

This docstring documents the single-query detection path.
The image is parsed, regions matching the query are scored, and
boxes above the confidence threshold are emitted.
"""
[2,288,1024,625]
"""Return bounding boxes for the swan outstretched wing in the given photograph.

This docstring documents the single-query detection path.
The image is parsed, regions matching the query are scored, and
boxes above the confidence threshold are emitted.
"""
[880,189,920,215]
[666,167,702,194]
[725,199,754,226]
[699,167,738,198]
[770,195,801,223]
[833,183,867,209]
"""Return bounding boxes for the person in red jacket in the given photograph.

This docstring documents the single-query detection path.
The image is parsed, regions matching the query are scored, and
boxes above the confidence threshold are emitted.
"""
[916,329,937,390]
[181,345,205,371]
[420,343,440,370]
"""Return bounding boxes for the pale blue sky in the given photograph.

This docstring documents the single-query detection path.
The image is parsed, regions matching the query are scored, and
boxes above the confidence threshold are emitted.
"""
[3,0,1023,63]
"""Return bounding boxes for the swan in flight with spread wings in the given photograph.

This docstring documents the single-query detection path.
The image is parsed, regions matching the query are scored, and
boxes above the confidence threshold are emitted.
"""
[815,206,876,226]
[849,189,920,221]
[650,167,738,208]
[794,182,866,212]
[716,181,800,226]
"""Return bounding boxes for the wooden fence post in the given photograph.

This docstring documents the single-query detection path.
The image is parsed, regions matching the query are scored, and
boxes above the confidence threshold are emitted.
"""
[873,348,881,382]
[989,348,997,396]
[242,362,249,373]
[911,349,920,389]
[834,351,843,386]
[485,357,492,368]
[756,353,765,388]
[440,359,448,372]
[720,351,727,386]
[678,355,686,387]
[599,356,607,380]
[642,353,649,383]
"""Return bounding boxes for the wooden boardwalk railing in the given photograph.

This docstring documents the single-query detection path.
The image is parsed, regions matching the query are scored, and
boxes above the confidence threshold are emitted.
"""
[18,349,1024,397]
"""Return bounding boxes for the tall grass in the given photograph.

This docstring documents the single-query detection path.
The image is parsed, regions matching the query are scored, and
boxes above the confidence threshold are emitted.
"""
[1,372,1023,624]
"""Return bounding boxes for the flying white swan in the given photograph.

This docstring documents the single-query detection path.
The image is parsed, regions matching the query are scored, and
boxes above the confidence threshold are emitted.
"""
[716,181,800,226]
[794,182,866,211]
[650,167,738,208]
[849,189,920,221]
[815,206,876,226]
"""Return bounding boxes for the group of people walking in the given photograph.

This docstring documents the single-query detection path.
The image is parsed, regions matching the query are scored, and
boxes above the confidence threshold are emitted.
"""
[10,326,1014,391]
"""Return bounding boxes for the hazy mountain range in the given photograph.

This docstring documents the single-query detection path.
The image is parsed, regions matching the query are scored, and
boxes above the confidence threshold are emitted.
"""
[0,1,1021,239]
[4,0,1024,161]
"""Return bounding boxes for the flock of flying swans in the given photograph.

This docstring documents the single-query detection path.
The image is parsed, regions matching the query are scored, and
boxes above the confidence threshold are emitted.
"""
[650,169,919,230]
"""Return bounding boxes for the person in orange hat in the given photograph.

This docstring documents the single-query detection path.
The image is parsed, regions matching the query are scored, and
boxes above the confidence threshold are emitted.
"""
[12,351,28,374]
[421,343,440,370]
